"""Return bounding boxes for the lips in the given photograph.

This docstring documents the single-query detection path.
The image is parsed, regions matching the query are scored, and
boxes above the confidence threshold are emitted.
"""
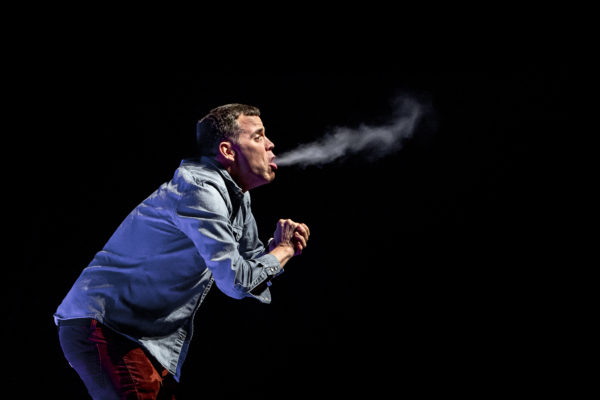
[269,161,278,171]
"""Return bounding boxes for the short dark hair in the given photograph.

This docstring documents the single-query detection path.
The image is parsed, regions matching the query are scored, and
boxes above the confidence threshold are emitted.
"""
[196,103,261,157]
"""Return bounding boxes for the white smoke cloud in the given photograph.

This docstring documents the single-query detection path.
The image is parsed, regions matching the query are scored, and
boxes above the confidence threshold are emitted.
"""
[275,95,425,168]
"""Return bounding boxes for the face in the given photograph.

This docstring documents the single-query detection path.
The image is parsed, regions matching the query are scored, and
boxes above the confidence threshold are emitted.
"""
[229,114,277,191]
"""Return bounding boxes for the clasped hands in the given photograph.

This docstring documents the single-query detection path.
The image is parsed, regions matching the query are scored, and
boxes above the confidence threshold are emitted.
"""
[270,219,310,256]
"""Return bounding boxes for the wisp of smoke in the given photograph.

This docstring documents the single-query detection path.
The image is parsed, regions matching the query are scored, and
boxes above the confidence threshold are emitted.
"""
[275,95,425,168]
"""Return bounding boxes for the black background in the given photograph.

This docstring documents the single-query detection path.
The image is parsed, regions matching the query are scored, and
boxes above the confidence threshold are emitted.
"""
[15,69,568,397]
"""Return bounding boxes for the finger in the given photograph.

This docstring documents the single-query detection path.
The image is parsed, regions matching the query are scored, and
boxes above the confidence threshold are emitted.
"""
[293,232,307,249]
[293,239,304,256]
[279,219,295,227]
[285,219,298,230]
[294,225,306,238]
[294,231,306,244]
[300,223,310,237]
[295,224,310,240]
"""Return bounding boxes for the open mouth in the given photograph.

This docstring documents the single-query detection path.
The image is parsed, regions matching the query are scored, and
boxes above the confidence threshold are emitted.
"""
[269,157,278,171]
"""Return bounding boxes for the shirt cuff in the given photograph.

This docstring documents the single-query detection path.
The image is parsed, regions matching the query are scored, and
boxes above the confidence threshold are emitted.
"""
[247,254,282,303]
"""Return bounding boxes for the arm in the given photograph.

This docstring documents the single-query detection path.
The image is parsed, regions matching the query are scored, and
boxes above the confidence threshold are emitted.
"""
[248,219,310,296]
[175,182,283,303]
[268,219,310,268]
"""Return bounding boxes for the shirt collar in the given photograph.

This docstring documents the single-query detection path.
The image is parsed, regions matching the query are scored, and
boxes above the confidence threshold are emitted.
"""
[197,156,245,200]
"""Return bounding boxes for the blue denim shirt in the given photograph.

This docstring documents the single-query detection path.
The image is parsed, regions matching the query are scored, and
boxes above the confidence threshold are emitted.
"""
[54,157,282,381]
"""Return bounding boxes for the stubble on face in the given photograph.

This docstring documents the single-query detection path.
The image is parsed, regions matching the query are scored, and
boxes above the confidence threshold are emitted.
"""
[232,115,276,191]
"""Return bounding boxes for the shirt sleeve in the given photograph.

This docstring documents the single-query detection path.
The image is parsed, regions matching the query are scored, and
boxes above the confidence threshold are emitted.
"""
[174,181,281,303]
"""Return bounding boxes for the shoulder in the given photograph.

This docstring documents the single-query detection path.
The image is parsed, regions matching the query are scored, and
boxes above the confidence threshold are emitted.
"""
[175,159,227,192]
[172,159,232,215]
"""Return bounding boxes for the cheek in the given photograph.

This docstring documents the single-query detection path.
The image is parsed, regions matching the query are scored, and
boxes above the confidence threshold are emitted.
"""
[249,150,266,168]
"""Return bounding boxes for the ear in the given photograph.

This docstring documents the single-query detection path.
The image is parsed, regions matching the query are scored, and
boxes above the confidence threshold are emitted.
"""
[218,140,236,162]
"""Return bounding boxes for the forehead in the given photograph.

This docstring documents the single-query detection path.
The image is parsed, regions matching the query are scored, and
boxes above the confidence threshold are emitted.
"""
[237,114,264,134]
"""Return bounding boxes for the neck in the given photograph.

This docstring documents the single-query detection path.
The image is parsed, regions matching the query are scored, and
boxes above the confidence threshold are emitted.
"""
[213,155,249,192]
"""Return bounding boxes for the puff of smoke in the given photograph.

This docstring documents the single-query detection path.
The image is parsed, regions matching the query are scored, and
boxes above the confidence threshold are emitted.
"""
[275,96,425,168]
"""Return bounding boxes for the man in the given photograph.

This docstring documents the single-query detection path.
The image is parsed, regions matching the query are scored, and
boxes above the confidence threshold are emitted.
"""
[54,103,310,399]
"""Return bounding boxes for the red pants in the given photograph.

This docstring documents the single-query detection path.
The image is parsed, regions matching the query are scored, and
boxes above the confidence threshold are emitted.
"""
[58,319,177,399]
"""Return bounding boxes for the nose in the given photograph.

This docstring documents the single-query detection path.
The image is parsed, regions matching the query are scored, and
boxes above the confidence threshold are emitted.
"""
[265,136,275,151]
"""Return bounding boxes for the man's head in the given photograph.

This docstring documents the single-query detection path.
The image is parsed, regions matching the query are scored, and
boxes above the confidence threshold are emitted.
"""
[196,104,277,192]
